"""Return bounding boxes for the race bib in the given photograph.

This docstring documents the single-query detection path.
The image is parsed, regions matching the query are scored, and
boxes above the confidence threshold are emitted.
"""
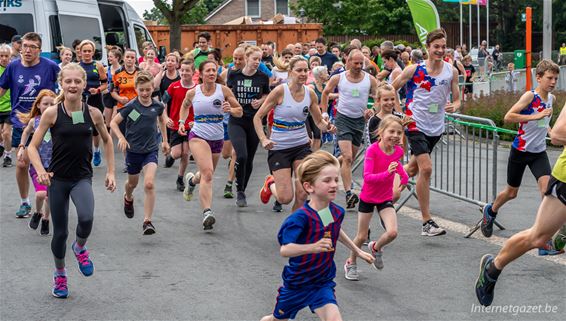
[43,131,51,142]
[428,103,439,113]
[71,111,84,124]
[351,88,360,97]
[243,79,252,87]
[537,118,548,128]
[128,109,141,121]
[318,207,334,227]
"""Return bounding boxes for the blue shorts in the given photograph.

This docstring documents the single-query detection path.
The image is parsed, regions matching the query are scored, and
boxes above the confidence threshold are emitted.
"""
[273,283,337,320]
[126,150,158,175]
[11,127,24,148]
[223,122,230,141]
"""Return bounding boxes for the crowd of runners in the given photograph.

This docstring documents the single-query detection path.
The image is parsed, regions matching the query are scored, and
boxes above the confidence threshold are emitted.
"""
[1,28,565,320]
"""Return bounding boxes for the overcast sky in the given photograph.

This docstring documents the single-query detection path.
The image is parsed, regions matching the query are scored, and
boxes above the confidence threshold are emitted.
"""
[125,0,156,18]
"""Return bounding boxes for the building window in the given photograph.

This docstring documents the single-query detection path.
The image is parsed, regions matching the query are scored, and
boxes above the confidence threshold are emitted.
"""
[246,0,260,17]
[275,0,289,15]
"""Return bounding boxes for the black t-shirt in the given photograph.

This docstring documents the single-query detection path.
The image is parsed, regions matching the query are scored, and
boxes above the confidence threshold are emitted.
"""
[119,98,164,153]
[464,64,475,84]
[158,72,180,100]
[367,111,403,144]
[227,69,270,119]
[315,52,339,71]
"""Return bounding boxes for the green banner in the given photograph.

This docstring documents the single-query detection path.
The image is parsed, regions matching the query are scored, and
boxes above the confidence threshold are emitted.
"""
[406,0,441,46]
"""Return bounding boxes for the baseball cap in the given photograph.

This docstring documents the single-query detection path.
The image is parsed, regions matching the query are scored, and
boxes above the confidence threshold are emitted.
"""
[11,35,22,43]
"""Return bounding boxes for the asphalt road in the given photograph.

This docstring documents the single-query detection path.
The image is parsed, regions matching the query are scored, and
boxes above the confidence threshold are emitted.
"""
[0,143,564,321]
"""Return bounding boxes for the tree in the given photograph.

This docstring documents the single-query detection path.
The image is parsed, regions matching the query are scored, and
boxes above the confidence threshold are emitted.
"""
[152,0,201,51]
[144,1,209,25]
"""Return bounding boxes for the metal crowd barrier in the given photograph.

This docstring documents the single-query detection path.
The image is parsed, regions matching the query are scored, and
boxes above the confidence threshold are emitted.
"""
[351,113,506,238]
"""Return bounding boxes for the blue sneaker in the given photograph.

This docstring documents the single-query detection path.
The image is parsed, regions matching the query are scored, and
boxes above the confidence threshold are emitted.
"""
[480,204,495,238]
[16,203,32,218]
[72,241,94,277]
[52,274,68,298]
[93,150,102,167]
[475,254,497,306]
[538,240,565,256]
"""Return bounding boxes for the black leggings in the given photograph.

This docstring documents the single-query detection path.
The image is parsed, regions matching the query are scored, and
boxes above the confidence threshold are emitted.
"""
[49,178,95,260]
[228,117,260,193]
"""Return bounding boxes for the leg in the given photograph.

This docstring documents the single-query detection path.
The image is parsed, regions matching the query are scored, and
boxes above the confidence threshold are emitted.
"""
[271,168,294,205]
[374,207,398,251]
[291,159,308,211]
[189,138,214,210]
[69,179,95,247]
[228,148,236,182]
[49,180,71,269]
[414,153,433,222]
[229,123,249,193]
[16,149,30,200]
[2,123,11,157]
[348,212,373,265]
[125,174,140,201]
[243,125,260,191]
[491,186,519,213]
[314,304,343,321]
[338,140,354,192]
[35,191,47,215]
[142,162,157,222]
[537,175,550,198]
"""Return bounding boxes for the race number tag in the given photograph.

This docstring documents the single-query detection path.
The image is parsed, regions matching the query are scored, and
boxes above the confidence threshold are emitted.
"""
[244,79,252,87]
[537,118,548,128]
[318,207,334,227]
[428,103,439,113]
[351,88,360,97]
[43,131,51,143]
[71,111,84,124]
[128,109,141,121]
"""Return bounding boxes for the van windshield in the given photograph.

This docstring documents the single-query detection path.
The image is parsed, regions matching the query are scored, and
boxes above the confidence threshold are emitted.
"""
[0,14,34,44]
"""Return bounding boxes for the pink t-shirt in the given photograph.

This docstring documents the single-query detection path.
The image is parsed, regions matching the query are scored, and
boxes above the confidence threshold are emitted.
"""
[360,143,409,204]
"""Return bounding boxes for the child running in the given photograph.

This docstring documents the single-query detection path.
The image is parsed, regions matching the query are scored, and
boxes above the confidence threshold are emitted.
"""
[344,115,408,280]
[18,89,57,235]
[260,150,374,321]
[26,63,116,299]
[179,60,243,230]
[110,70,170,235]
[480,60,559,255]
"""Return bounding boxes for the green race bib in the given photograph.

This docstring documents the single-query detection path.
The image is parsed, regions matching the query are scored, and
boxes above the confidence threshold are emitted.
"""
[128,109,141,121]
[71,111,84,124]
[537,118,547,128]
[351,88,360,97]
[428,104,439,113]
[43,131,51,143]
[243,79,252,87]
[318,207,334,227]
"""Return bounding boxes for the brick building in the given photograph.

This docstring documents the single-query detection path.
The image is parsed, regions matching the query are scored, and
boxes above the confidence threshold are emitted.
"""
[205,0,298,24]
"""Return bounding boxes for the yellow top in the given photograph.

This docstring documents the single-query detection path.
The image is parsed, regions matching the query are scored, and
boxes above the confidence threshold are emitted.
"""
[560,46,566,55]
[552,147,566,183]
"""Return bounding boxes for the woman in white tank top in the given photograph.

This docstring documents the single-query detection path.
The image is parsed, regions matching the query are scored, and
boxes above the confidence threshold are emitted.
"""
[178,61,243,231]
[254,56,335,212]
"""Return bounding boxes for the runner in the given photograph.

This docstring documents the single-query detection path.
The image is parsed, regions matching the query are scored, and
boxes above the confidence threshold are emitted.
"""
[110,70,170,235]
[17,89,57,236]
[480,60,560,255]
[78,40,108,167]
[391,28,460,236]
[163,59,195,190]
[57,46,73,69]
[260,150,374,321]
[344,115,408,280]
[154,53,180,101]
[179,60,243,230]
[307,65,333,152]
[0,44,12,165]
[226,46,270,207]
[26,63,116,299]
[475,102,566,307]
[255,56,335,212]
[103,47,122,131]
[0,32,60,218]
[320,49,378,209]
[139,48,162,77]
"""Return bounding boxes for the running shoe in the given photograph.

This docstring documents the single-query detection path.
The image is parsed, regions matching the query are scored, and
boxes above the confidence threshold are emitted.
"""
[475,254,497,307]
[480,203,495,238]
[236,191,247,207]
[183,172,196,201]
[538,240,565,256]
[165,155,175,168]
[40,219,50,236]
[224,183,234,199]
[344,261,359,281]
[143,221,156,235]
[29,212,42,230]
[346,192,359,209]
[93,150,101,167]
[367,241,384,270]
[272,201,283,213]
[52,273,68,298]
[552,224,566,251]
[260,175,274,204]
[176,176,185,192]
[2,156,12,167]
[72,241,94,277]
[421,219,446,236]
[16,203,32,218]
[124,194,134,218]
[202,209,215,231]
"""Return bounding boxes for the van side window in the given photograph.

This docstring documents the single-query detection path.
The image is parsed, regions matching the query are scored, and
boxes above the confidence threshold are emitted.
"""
[134,24,152,57]
[58,15,103,60]
[0,14,34,44]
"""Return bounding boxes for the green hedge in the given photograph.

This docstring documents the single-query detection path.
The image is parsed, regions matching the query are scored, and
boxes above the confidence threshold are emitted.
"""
[462,90,566,141]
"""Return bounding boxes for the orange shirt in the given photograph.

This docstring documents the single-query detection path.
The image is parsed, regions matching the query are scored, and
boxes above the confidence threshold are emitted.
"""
[113,67,139,109]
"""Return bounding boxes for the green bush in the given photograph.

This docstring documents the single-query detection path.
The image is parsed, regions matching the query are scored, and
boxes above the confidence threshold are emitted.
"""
[462,90,566,141]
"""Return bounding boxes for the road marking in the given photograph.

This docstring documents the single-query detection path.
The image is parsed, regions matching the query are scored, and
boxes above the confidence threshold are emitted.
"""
[398,206,566,266]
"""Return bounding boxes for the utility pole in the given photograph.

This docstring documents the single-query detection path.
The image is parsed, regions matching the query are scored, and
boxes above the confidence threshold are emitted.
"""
[542,0,552,60]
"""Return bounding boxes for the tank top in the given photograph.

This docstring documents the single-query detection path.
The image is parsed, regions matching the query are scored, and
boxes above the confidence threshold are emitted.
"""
[512,91,553,153]
[336,71,371,118]
[552,147,566,183]
[271,84,311,150]
[191,84,225,141]
[79,61,102,96]
[159,72,180,99]
[33,116,53,169]
[405,61,453,136]
[48,103,94,181]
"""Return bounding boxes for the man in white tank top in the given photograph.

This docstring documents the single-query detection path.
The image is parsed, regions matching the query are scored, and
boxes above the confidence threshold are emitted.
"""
[321,50,378,209]
[392,29,461,237]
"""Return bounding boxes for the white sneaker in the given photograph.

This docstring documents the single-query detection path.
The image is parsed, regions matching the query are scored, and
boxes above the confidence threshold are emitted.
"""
[344,261,359,281]
[183,172,195,201]
[421,219,446,236]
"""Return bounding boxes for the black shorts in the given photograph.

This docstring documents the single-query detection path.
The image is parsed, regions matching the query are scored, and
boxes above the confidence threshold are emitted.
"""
[103,93,116,109]
[268,143,312,172]
[170,130,188,147]
[358,199,394,213]
[407,131,441,156]
[506,147,551,188]
[85,93,105,112]
[0,111,11,124]
[545,175,566,206]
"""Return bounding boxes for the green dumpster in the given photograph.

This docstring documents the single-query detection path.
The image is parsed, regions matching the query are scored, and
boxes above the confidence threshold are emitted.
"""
[514,50,526,69]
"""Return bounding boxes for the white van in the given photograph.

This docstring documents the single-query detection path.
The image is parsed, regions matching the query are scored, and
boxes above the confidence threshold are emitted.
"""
[0,0,156,62]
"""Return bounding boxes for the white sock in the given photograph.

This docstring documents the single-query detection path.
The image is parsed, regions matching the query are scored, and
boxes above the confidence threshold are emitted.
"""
[21,198,30,205]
